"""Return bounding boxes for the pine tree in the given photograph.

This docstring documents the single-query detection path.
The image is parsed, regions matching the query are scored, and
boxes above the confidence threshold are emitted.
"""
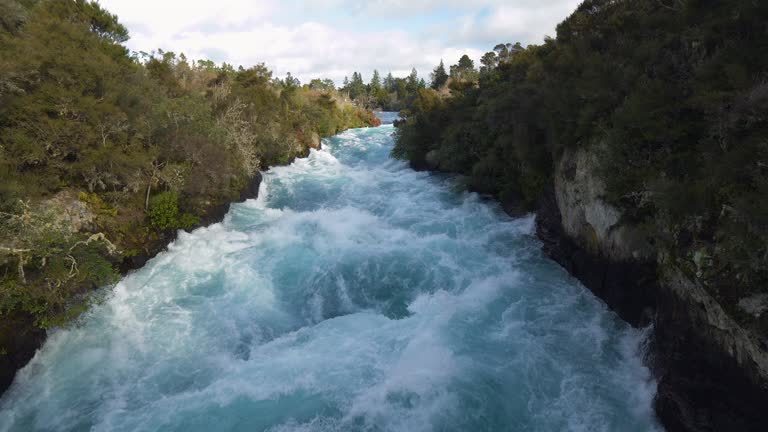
[348,72,366,100]
[406,68,419,93]
[384,72,395,92]
[430,59,448,89]
[370,70,382,92]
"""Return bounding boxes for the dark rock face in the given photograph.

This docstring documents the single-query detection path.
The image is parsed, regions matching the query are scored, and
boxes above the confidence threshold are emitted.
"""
[0,316,45,397]
[238,172,263,203]
[534,185,768,432]
[499,190,528,219]
[535,185,657,327]
[0,173,264,398]
[651,282,768,432]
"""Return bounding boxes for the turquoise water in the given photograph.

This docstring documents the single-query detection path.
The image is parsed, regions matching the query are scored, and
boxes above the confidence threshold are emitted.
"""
[0,115,660,431]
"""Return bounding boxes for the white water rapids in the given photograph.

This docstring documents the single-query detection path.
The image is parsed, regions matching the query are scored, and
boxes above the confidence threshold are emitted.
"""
[0,114,660,431]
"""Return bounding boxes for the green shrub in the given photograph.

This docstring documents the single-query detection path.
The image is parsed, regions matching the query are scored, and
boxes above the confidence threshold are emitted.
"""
[148,192,181,231]
[148,191,199,231]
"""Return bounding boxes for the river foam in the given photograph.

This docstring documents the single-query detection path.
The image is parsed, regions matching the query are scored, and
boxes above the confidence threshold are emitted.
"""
[0,117,660,431]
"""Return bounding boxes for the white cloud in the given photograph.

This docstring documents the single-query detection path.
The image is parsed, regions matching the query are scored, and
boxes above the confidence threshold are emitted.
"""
[298,0,504,16]
[99,0,578,85]
[482,1,580,42]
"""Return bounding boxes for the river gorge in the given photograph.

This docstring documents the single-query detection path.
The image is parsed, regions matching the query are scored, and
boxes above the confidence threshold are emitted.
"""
[0,115,661,431]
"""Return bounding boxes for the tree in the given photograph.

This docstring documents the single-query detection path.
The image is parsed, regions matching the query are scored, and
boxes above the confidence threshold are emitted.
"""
[309,78,335,92]
[456,55,474,70]
[45,0,130,44]
[450,54,478,83]
[384,72,395,92]
[430,60,449,90]
[234,63,272,88]
[370,70,382,92]
[494,42,523,64]
[348,71,366,100]
[493,43,509,59]
[406,68,421,93]
[480,52,498,75]
[282,72,300,90]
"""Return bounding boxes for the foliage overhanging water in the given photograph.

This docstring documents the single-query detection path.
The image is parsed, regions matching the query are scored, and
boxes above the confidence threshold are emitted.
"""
[0,114,660,431]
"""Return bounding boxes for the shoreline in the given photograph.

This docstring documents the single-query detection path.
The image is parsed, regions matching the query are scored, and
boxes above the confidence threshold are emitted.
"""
[529,185,768,431]
[0,174,265,400]
[0,119,380,398]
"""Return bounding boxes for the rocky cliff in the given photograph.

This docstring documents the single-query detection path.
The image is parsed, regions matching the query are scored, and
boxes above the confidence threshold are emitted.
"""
[537,145,768,431]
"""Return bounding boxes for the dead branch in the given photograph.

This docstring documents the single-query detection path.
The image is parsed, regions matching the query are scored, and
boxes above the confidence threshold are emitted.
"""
[68,233,119,255]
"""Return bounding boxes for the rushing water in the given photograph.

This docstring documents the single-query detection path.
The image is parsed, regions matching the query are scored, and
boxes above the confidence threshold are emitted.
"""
[0,113,660,431]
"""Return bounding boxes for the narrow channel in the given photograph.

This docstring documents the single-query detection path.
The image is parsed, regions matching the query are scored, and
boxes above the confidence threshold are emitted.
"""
[0,114,659,432]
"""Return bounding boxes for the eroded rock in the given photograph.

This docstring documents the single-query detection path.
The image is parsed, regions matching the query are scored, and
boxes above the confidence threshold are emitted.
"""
[554,145,654,261]
[38,190,95,233]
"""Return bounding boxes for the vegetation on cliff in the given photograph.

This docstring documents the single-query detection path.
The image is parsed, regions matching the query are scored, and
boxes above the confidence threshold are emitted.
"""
[393,0,768,331]
[0,0,379,350]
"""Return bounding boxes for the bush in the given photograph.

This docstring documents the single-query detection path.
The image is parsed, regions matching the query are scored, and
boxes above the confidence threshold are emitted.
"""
[148,191,198,231]
[0,202,118,329]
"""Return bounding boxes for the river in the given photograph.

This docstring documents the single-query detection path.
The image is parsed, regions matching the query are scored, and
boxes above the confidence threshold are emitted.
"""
[0,113,660,431]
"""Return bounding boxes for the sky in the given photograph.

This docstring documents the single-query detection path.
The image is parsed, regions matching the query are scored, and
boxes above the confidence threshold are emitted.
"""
[99,0,581,85]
